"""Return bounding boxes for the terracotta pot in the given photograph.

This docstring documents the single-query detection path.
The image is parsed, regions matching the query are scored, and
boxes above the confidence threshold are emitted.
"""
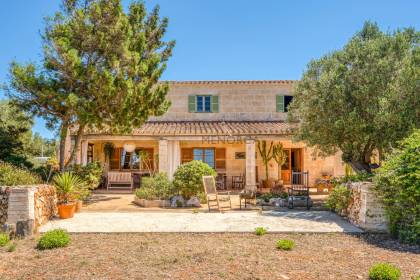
[75,200,83,212]
[57,203,76,219]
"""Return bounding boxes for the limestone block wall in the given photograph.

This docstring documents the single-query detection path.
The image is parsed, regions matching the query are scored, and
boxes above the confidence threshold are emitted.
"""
[346,182,388,232]
[0,185,57,234]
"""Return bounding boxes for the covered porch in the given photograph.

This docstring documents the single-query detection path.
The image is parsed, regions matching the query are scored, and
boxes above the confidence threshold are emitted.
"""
[73,121,310,191]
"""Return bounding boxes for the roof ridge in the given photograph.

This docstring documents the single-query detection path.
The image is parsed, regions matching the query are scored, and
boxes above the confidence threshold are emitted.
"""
[162,80,296,85]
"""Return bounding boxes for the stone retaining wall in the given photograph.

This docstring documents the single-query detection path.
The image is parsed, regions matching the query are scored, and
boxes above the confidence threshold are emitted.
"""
[346,182,388,232]
[1,185,57,235]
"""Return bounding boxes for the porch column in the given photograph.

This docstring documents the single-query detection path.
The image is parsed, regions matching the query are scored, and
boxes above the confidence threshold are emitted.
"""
[167,140,180,180]
[75,138,82,165]
[158,139,169,174]
[245,139,257,191]
[81,140,88,166]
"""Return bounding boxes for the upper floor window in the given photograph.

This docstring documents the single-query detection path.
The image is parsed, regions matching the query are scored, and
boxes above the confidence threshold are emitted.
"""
[188,95,219,113]
[276,95,293,112]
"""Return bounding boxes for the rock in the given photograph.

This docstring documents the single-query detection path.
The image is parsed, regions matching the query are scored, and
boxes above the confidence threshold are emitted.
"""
[16,219,34,237]
[269,198,279,205]
[170,195,185,208]
[186,197,201,207]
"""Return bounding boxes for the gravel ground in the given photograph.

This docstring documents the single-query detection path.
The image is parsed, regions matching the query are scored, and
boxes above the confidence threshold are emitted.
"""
[0,233,418,280]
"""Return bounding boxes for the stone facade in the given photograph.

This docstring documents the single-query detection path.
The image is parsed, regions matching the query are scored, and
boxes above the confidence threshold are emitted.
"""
[346,182,388,232]
[1,185,57,235]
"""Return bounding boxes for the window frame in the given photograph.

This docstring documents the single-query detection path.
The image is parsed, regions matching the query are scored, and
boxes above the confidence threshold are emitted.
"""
[196,95,212,113]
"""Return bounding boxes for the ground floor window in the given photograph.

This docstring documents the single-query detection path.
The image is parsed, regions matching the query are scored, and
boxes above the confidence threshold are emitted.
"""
[181,147,226,169]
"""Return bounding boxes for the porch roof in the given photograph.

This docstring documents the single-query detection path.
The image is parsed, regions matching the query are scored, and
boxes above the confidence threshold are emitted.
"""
[81,121,296,137]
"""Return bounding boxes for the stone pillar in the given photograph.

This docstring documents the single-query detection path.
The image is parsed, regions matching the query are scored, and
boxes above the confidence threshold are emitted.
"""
[81,140,88,166]
[245,139,257,191]
[7,187,36,236]
[158,139,169,174]
[167,140,181,180]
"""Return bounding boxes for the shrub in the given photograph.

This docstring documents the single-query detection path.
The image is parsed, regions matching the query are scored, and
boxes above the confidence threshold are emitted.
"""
[7,242,16,252]
[374,129,420,244]
[368,263,401,280]
[135,172,175,200]
[276,239,295,250]
[254,227,267,236]
[325,185,351,213]
[173,160,217,199]
[37,229,70,250]
[331,171,373,187]
[71,161,103,189]
[0,233,10,246]
[0,161,41,186]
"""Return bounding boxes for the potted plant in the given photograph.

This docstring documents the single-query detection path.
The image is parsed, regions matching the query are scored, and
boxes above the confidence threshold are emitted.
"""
[257,140,274,188]
[53,172,83,219]
[273,143,288,186]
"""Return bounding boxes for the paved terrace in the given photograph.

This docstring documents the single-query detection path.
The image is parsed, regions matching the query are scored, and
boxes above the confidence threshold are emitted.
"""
[39,211,362,233]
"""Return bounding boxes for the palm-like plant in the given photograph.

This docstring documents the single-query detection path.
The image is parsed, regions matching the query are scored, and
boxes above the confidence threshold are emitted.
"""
[273,143,288,182]
[53,172,84,204]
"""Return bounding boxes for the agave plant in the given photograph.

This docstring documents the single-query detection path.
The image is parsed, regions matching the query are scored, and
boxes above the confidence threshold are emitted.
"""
[53,172,84,204]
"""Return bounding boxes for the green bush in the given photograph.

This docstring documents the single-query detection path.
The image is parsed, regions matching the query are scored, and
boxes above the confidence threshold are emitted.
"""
[0,233,10,246]
[37,229,70,250]
[331,171,373,186]
[276,239,295,250]
[135,172,175,200]
[71,161,103,189]
[173,160,217,199]
[7,242,17,252]
[254,227,267,236]
[0,161,41,186]
[325,185,351,213]
[368,263,401,280]
[374,129,420,244]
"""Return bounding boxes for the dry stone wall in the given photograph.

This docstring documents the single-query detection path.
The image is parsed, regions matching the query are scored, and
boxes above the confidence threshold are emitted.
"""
[346,182,388,232]
[0,185,56,235]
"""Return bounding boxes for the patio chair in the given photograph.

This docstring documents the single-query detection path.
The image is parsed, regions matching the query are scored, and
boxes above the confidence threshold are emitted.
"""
[107,172,133,191]
[202,176,232,212]
[231,174,245,189]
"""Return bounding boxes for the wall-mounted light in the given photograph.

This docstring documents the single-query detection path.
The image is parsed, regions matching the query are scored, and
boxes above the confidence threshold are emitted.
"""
[123,143,136,153]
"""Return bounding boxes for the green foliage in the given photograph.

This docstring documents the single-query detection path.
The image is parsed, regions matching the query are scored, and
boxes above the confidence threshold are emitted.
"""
[173,160,217,199]
[135,172,175,200]
[331,171,374,187]
[0,233,10,246]
[7,242,17,252]
[276,239,295,250]
[325,185,351,213]
[374,129,420,244]
[288,21,420,173]
[0,161,41,186]
[272,143,288,179]
[70,161,103,189]
[257,141,274,181]
[53,172,83,204]
[254,227,268,236]
[7,0,175,169]
[37,229,70,250]
[368,263,401,280]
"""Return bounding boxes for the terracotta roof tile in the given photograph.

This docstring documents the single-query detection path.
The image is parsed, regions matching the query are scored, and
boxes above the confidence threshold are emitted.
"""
[165,80,295,85]
[82,121,296,136]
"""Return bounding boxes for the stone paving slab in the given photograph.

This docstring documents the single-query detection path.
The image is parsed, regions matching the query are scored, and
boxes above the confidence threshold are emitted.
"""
[39,211,363,233]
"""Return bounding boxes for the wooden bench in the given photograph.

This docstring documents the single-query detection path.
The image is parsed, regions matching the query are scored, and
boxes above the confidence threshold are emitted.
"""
[107,172,133,191]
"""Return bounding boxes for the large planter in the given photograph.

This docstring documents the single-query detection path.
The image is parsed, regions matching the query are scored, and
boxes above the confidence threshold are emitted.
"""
[57,203,76,219]
[74,200,83,213]
[134,197,170,208]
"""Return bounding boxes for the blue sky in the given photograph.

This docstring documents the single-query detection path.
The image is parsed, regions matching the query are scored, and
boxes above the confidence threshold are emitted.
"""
[0,0,419,139]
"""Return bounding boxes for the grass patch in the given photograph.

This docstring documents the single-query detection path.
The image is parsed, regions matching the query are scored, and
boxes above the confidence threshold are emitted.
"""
[368,263,401,280]
[0,233,10,246]
[7,242,17,252]
[37,229,70,250]
[254,227,268,236]
[276,239,295,250]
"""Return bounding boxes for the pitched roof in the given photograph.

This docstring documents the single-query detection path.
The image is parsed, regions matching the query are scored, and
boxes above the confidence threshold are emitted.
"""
[82,121,296,137]
[165,80,295,85]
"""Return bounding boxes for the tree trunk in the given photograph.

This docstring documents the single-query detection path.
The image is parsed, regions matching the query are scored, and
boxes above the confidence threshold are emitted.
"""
[58,122,69,171]
[65,124,85,167]
[348,160,371,174]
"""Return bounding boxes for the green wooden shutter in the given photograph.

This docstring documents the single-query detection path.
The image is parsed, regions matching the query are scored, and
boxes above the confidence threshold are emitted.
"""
[211,95,219,113]
[188,95,196,112]
[276,95,285,112]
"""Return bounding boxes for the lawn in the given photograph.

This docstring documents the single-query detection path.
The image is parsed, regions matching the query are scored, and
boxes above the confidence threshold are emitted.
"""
[0,233,419,280]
